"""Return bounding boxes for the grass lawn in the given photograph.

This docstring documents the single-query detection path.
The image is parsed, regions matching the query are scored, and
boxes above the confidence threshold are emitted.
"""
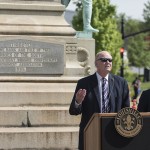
[140,82,150,91]
[129,81,150,102]
[129,82,150,108]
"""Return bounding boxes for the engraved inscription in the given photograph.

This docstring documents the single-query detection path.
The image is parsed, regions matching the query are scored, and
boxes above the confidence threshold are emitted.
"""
[0,39,64,74]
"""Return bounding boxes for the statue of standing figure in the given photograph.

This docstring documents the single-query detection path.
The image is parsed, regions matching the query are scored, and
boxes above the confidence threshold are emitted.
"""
[62,0,99,33]
[82,0,99,32]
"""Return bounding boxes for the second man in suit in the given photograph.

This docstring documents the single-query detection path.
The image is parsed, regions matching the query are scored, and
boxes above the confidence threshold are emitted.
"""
[69,51,130,150]
[137,89,150,112]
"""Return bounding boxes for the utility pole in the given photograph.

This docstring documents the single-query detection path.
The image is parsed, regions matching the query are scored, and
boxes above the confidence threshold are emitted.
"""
[120,17,125,77]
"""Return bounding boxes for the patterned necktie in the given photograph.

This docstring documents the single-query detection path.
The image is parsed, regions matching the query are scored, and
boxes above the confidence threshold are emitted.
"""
[102,78,110,113]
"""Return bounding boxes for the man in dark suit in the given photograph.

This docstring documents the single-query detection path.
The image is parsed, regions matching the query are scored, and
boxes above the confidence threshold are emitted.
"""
[137,89,150,112]
[69,51,130,150]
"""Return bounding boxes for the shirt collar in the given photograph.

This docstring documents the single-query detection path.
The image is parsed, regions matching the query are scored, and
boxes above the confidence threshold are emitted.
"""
[96,72,109,81]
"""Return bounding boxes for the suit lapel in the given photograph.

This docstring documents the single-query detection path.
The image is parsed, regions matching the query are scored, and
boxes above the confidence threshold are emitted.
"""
[91,73,101,111]
[108,74,115,112]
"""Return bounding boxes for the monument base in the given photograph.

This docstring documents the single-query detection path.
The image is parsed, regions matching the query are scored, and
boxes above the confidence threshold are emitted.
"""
[0,0,96,149]
[0,76,81,149]
[76,31,93,38]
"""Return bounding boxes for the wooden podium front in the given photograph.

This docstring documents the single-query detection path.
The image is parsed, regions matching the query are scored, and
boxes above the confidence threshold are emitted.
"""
[84,113,150,150]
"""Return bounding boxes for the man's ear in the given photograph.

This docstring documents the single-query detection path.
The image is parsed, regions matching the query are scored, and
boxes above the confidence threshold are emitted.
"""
[95,62,98,67]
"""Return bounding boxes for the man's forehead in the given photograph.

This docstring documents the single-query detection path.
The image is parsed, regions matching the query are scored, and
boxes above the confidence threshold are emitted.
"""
[99,52,112,58]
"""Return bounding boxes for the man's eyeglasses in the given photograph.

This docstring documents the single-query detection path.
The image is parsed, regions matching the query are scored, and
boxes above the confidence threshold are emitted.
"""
[97,58,113,62]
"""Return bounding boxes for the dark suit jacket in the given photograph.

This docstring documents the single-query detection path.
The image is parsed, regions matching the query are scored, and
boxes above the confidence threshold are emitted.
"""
[138,89,150,112]
[69,73,130,150]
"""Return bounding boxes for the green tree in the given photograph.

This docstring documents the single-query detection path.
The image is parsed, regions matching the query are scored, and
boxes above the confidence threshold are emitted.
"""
[124,18,149,67]
[143,0,150,56]
[143,0,150,26]
[143,0,150,82]
[127,34,149,67]
[116,14,150,68]
[72,0,123,74]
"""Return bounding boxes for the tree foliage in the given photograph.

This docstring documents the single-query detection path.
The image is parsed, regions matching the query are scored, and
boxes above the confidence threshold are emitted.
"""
[143,1,150,26]
[127,34,149,67]
[143,0,150,56]
[116,13,150,68]
[143,0,150,68]
[72,0,123,74]
[124,17,149,67]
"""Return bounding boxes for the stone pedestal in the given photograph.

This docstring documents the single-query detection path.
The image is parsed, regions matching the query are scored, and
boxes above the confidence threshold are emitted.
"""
[0,0,95,149]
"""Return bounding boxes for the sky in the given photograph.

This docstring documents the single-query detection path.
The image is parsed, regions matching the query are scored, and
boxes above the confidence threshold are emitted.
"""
[67,0,149,21]
[110,0,149,20]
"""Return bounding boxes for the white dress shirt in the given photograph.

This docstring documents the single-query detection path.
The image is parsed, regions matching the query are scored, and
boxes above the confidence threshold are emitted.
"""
[96,72,109,112]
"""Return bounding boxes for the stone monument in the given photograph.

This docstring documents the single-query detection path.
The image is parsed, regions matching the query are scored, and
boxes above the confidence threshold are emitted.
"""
[0,0,95,149]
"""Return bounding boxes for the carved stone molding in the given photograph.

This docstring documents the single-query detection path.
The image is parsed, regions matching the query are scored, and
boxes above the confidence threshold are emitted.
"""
[66,44,77,54]
[77,47,91,75]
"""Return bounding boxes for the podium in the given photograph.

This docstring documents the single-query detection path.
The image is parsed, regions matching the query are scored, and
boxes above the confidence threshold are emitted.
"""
[84,113,150,150]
